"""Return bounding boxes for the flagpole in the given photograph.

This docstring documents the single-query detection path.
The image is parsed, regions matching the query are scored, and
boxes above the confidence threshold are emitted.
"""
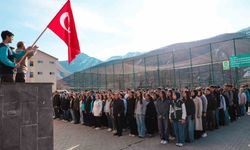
[31,26,48,47]
[17,26,48,64]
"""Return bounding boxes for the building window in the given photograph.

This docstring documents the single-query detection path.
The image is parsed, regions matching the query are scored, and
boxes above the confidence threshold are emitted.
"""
[49,61,55,64]
[30,61,34,67]
[37,60,43,64]
[50,72,55,75]
[38,72,43,75]
[30,72,34,78]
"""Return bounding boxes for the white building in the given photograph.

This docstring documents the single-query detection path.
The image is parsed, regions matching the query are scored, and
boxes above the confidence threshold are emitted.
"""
[26,50,58,92]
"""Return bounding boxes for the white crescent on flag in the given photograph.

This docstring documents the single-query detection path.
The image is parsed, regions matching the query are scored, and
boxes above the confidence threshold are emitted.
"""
[60,12,71,33]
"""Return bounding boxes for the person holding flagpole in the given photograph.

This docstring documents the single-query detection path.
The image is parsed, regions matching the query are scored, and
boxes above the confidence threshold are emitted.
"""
[0,30,34,83]
[15,41,37,82]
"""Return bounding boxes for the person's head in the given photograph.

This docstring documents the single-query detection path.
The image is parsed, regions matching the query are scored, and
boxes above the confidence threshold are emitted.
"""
[119,92,124,99]
[96,93,100,99]
[166,89,173,98]
[136,91,143,99]
[205,88,211,95]
[152,92,159,100]
[197,89,203,97]
[172,92,180,100]
[239,88,244,93]
[159,90,166,100]
[17,41,25,50]
[145,93,153,101]
[114,92,119,100]
[191,90,198,98]
[182,90,190,99]
[1,30,14,43]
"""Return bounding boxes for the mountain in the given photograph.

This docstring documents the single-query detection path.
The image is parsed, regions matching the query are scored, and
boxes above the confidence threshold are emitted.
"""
[106,52,143,62]
[59,53,102,73]
[56,62,71,79]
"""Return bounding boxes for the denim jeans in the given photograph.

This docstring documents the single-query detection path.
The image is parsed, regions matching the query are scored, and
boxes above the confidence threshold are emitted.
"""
[173,121,185,144]
[136,114,146,137]
[215,109,220,128]
[224,109,230,126]
[185,115,194,142]
[80,110,84,124]
[106,114,113,129]
[157,116,169,141]
[240,105,246,116]
[62,110,70,121]
[70,109,76,122]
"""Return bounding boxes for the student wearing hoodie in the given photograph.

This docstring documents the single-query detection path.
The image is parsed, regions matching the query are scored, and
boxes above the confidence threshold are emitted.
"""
[155,90,171,144]
[169,92,187,147]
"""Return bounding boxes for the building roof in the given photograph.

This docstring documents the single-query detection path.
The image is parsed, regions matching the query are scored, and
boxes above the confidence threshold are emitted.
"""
[36,50,58,60]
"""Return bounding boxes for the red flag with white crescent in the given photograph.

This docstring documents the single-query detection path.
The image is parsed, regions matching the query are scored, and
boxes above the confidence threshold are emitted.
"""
[48,0,80,63]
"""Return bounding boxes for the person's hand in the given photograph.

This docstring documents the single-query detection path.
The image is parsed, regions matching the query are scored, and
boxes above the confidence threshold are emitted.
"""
[26,46,33,51]
[180,119,186,124]
[15,63,20,68]
[32,45,39,50]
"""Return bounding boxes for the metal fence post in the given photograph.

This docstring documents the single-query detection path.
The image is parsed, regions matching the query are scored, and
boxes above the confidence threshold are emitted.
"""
[112,63,115,90]
[96,67,99,90]
[172,50,176,88]
[90,68,93,90]
[233,39,239,88]
[189,48,194,88]
[157,55,160,87]
[132,59,135,89]
[122,60,125,90]
[209,43,215,84]
[105,64,107,90]
[144,57,147,87]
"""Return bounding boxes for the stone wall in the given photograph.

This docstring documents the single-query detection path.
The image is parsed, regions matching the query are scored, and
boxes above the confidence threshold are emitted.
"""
[0,83,53,150]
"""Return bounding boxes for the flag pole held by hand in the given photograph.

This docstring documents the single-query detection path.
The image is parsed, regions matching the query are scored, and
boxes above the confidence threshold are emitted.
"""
[17,27,48,65]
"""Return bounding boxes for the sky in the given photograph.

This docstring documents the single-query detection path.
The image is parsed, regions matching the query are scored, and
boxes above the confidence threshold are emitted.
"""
[1,0,250,61]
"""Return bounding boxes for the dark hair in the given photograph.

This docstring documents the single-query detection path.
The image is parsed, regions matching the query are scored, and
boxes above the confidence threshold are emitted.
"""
[160,90,167,100]
[192,90,198,98]
[184,90,191,101]
[136,91,143,104]
[1,30,14,41]
[175,92,181,100]
[146,93,153,101]
[17,41,24,49]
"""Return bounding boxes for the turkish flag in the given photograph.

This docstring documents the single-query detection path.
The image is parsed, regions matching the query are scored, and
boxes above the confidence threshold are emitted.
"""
[48,0,80,63]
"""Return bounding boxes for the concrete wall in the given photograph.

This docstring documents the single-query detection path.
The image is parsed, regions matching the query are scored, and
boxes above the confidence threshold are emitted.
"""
[0,83,53,150]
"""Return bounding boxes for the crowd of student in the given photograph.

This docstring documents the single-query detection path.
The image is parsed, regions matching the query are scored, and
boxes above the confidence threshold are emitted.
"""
[53,84,250,147]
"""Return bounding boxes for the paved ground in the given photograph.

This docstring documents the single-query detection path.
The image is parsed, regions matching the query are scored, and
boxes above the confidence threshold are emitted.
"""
[54,115,250,150]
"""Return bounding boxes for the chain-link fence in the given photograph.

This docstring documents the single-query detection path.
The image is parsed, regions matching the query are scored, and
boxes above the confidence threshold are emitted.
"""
[62,37,250,91]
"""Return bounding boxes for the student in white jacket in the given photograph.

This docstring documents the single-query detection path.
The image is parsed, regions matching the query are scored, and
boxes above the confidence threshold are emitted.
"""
[93,93,103,129]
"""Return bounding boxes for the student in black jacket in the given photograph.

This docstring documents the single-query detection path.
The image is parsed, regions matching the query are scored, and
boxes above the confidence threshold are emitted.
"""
[183,90,195,143]
[145,93,157,136]
[53,91,61,119]
[126,91,138,136]
[61,93,70,121]
[85,92,92,126]
[113,92,125,136]
[205,88,217,130]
